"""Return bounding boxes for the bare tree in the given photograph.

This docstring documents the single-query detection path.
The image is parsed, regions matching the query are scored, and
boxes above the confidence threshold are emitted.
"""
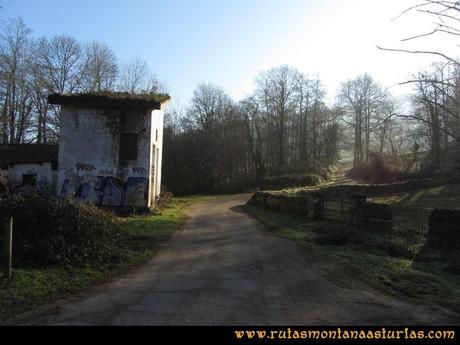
[378,0,460,66]
[189,82,234,133]
[339,74,386,166]
[81,41,118,92]
[240,96,265,177]
[376,1,460,175]
[0,17,34,143]
[256,66,298,173]
[403,62,459,168]
[34,35,83,94]
[118,57,158,94]
[31,35,84,142]
[372,91,399,155]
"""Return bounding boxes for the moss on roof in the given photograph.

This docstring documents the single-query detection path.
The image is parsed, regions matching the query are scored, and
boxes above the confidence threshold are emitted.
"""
[48,92,171,110]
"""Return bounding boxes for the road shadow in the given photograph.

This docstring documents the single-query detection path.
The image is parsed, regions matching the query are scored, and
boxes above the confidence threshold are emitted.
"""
[229,204,247,214]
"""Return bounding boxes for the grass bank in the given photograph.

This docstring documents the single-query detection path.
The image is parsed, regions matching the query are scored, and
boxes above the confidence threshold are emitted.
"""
[369,183,460,209]
[244,203,460,313]
[0,196,208,322]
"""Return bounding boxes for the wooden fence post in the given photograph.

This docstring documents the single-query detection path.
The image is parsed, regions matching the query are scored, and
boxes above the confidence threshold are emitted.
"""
[312,193,324,220]
[3,217,13,280]
[340,199,344,221]
[349,194,367,226]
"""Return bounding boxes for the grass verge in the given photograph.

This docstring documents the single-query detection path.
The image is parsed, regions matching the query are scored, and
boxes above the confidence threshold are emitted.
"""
[244,203,460,313]
[0,196,209,322]
[369,183,460,209]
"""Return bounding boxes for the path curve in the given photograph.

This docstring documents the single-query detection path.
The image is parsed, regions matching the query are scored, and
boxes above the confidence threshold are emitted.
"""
[21,194,460,325]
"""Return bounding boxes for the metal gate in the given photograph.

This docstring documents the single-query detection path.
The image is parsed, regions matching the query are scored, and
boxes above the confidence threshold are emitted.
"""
[392,206,432,241]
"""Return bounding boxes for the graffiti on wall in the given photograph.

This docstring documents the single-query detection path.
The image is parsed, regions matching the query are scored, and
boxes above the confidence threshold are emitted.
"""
[76,163,96,172]
[61,175,148,207]
[96,176,125,207]
[60,178,70,199]
[132,167,147,175]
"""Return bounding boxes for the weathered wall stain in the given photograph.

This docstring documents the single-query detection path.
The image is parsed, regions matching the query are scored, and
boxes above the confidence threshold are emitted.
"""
[57,104,164,208]
[9,163,57,194]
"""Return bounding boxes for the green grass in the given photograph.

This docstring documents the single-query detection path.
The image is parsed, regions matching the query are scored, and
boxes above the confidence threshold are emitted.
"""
[0,196,209,322]
[244,203,460,313]
[370,184,460,209]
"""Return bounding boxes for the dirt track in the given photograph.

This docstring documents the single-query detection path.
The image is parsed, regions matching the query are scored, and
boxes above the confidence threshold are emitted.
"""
[19,194,460,325]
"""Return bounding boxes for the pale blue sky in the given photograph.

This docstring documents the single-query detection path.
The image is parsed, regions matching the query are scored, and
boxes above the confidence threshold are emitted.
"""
[1,0,454,105]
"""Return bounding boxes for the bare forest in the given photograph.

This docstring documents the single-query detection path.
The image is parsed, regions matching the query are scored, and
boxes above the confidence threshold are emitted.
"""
[1,1,460,195]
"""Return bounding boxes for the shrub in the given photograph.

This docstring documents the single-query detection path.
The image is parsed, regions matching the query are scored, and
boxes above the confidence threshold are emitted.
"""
[376,241,414,259]
[155,191,174,210]
[312,223,352,246]
[149,191,174,215]
[233,173,323,192]
[346,152,408,184]
[0,193,121,267]
[314,232,349,246]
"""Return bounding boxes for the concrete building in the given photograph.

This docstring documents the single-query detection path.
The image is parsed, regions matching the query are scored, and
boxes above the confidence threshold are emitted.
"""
[48,92,170,208]
[0,144,59,194]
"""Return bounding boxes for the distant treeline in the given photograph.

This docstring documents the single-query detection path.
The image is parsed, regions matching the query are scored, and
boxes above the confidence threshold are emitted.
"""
[2,5,460,195]
[162,67,341,194]
[162,55,460,193]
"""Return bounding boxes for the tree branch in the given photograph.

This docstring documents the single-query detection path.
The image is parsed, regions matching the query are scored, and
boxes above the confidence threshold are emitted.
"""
[401,28,460,42]
[376,46,459,65]
[396,113,459,141]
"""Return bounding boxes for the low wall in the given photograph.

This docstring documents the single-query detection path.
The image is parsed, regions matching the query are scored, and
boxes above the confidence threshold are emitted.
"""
[427,209,460,250]
[250,192,309,217]
[295,176,460,198]
[250,192,393,227]
[250,190,460,250]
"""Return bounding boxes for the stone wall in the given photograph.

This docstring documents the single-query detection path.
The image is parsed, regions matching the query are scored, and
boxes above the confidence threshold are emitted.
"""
[295,177,460,198]
[427,209,460,250]
[250,190,460,250]
[250,192,309,216]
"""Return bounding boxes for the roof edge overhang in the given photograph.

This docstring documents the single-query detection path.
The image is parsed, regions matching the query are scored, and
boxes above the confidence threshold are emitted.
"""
[48,92,171,111]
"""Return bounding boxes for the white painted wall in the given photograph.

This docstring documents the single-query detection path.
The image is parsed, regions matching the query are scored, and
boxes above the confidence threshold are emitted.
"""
[150,108,164,203]
[8,162,56,192]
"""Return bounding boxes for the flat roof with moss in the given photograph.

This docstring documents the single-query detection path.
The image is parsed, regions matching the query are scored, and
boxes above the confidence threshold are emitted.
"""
[48,92,171,110]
